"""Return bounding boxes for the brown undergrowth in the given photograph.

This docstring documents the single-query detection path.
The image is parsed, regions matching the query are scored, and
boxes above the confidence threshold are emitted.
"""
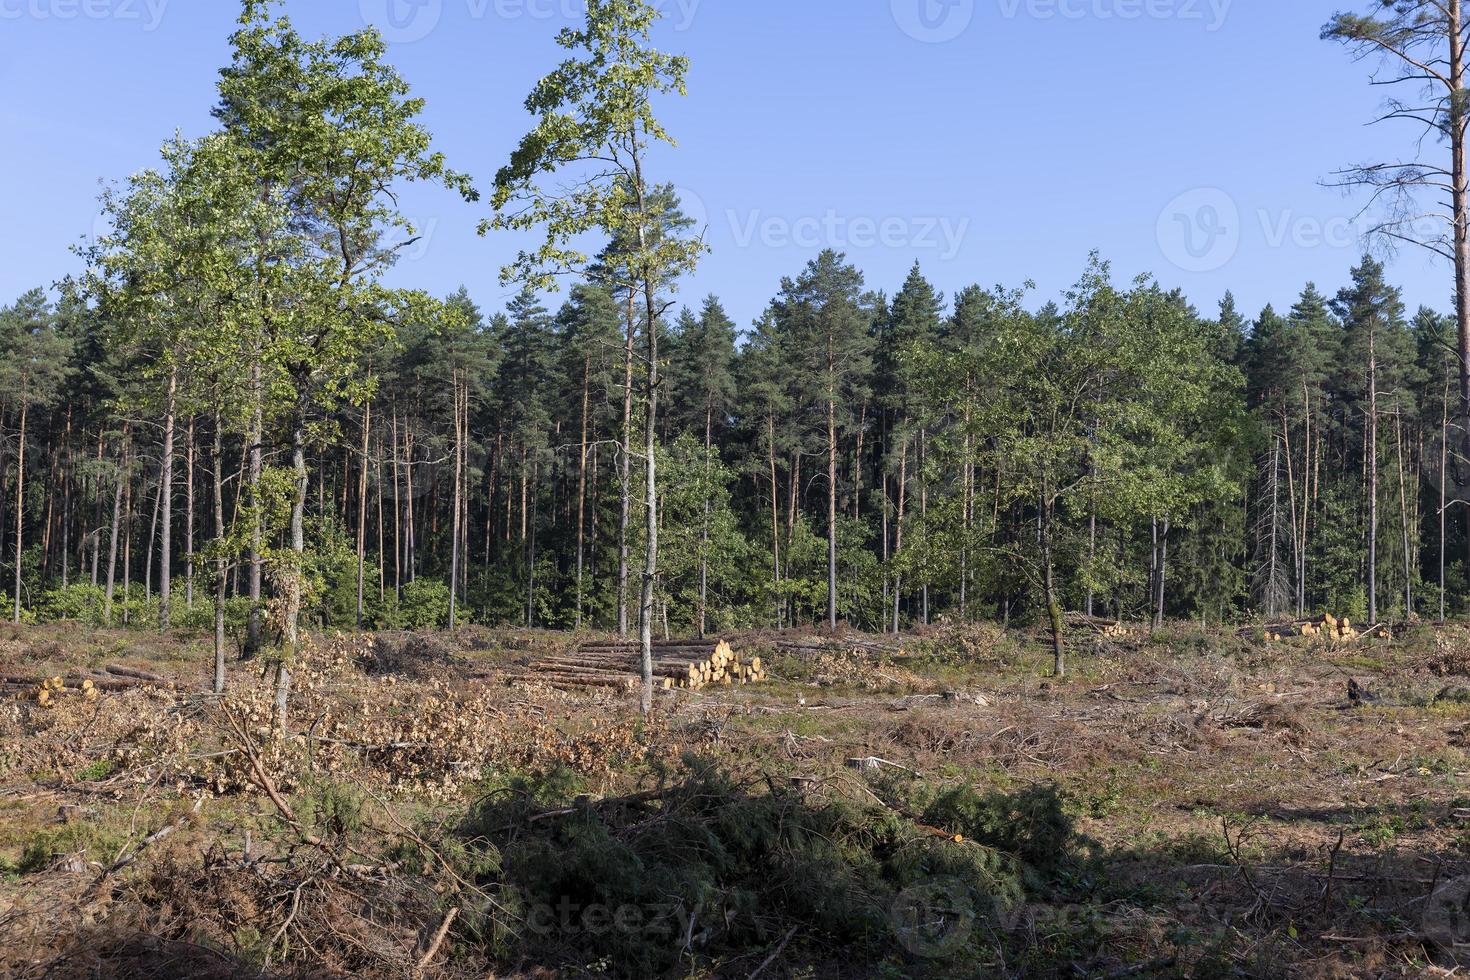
[0,622,1468,977]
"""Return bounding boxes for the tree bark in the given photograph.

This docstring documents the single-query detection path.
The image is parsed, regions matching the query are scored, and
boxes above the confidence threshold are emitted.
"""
[212,413,227,695]
[12,403,26,624]
[356,396,372,626]
[618,289,635,639]
[158,364,177,632]
[245,361,263,659]
[104,428,128,625]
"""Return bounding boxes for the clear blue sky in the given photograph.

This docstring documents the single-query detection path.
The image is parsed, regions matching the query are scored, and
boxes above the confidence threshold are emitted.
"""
[0,0,1454,330]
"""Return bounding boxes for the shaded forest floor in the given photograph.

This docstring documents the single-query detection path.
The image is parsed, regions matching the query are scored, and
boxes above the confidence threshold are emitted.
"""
[1,618,1469,977]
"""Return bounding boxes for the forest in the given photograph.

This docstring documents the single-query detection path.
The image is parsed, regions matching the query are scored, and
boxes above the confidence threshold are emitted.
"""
[1,5,1459,670]
[10,1,1470,978]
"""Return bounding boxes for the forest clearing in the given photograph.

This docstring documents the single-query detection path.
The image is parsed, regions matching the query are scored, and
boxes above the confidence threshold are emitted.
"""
[1,619,1469,977]
[9,0,1470,976]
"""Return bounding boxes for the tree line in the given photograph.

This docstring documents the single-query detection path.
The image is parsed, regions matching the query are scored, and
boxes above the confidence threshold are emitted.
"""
[0,0,1466,689]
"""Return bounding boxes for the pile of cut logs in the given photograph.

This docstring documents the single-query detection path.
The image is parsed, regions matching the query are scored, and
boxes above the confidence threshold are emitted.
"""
[1251,614,1365,643]
[0,664,181,704]
[1065,613,1132,638]
[505,639,766,692]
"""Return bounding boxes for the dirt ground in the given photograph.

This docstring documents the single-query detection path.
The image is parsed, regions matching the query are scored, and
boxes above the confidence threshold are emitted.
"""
[1,619,1469,978]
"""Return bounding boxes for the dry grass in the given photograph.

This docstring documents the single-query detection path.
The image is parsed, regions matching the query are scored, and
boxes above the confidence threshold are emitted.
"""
[0,622,1466,977]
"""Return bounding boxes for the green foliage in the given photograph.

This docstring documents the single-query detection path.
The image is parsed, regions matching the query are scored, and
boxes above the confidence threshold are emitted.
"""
[34,584,108,625]
[456,759,1070,976]
[378,579,452,631]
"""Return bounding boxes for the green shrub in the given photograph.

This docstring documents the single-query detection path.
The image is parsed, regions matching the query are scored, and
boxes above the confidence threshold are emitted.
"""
[377,579,451,631]
[455,759,1074,976]
[34,583,107,624]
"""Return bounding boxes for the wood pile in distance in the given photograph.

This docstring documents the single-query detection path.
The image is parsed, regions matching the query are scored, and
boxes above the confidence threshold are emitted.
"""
[1249,614,1365,643]
[505,639,767,693]
[0,664,181,704]
[1064,613,1131,638]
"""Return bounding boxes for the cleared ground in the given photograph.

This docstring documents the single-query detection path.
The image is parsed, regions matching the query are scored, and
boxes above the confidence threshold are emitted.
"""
[0,619,1467,978]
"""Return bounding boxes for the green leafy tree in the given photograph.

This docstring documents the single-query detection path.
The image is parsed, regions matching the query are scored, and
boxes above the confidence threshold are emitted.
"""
[487,0,705,712]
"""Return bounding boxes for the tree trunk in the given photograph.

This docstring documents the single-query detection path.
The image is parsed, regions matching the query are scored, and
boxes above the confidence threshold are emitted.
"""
[212,413,227,695]
[768,413,781,628]
[1450,0,1470,574]
[245,361,263,658]
[275,415,308,732]
[827,394,839,632]
[104,428,127,625]
[356,397,372,626]
[12,403,26,624]
[1042,495,1065,678]
[1368,328,1379,625]
[576,353,591,630]
[449,378,463,629]
[185,416,195,609]
[891,445,907,634]
[618,288,635,639]
[158,364,177,632]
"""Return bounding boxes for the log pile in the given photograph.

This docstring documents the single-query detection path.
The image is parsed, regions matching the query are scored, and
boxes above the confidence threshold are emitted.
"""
[505,639,767,692]
[0,664,182,704]
[1064,613,1132,638]
[1249,614,1364,643]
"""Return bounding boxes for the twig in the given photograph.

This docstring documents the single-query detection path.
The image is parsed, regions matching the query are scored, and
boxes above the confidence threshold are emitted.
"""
[748,925,798,980]
[415,906,459,975]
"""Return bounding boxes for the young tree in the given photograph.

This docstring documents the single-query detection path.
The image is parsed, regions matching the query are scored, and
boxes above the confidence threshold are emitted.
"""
[213,0,474,725]
[487,0,706,713]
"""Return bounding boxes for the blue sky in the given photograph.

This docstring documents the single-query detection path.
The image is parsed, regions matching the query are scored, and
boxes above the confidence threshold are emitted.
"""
[0,0,1455,330]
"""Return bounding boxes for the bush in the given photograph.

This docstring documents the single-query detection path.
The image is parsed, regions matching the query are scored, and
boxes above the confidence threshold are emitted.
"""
[376,579,451,631]
[33,584,107,625]
[174,595,253,633]
[456,759,1075,976]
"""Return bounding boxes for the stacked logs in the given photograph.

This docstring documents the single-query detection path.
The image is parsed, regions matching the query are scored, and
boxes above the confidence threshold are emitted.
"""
[1252,614,1363,643]
[1065,613,1131,638]
[0,664,181,704]
[505,639,767,692]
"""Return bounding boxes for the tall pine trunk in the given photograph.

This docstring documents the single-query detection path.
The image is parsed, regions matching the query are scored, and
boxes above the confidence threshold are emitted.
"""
[213,413,227,695]
[158,365,177,632]
[618,290,635,638]
[11,403,26,624]
[827,393,839,632]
